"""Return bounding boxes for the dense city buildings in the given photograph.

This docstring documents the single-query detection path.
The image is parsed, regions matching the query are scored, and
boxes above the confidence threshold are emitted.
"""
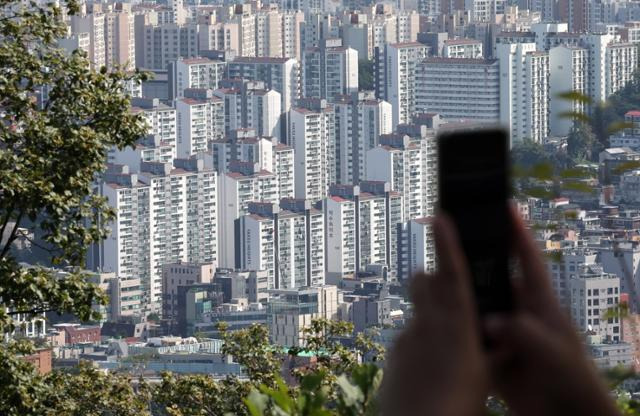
[24,0,640,380]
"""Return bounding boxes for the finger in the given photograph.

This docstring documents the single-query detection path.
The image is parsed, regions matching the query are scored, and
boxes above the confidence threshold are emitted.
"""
[510,205,560,318]
[433,214,474,305]
[409,272,433,315]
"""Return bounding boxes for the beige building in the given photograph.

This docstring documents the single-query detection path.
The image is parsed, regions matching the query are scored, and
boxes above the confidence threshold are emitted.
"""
[161,262,215,320]
[268,285,340,346]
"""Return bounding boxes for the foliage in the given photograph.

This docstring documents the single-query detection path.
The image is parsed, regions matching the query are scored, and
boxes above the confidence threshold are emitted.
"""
[41,362,151,416]
[245,364,383,416]
[358,59,374,91]
[567,122,597,162]
[0,0,146,413]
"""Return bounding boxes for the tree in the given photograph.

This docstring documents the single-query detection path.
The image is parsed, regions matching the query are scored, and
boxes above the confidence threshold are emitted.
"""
[358,59,374,91]
[0,0,146,413]
[567,122,597,162]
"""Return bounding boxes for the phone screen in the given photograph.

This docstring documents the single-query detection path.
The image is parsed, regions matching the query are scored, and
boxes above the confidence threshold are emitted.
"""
[437,129,512,315]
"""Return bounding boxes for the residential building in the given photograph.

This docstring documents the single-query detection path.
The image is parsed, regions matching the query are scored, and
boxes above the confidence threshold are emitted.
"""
[598,240,640,312]
[333,92,393,184]
[375,42,429,128]
[302,38,359,100]
[168,57,226,101]
[99,158,218,313]
[569,266,621,341]
[324,182,404,282]
[497,42,549,144]
[415,58,500,124]
[227,57,300,140]
[268,285,340,346]
[289,101,335,201]
[218,161,279,268]
[130,98,177,158]
[175,90,225,158]
[69,8,106,69]
[238,199,325,289]
[366,126,437,221]
[142,23,198,70]
[396,217,436,280]
[214,79,282,141]
[549,45,587,136]
[443,38,483,58]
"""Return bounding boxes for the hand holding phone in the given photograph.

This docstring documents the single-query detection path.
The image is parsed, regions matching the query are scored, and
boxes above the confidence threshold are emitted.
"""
[437,128,512,315]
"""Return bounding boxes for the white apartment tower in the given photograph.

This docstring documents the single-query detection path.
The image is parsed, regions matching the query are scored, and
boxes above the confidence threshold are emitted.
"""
[324,182,404,282]
[396,217,436,280]
[239,200,325,289]
[228,57,300,141]
[100,158,217,313]
[497,43,549,144]
[569,266,621,342]
[176,91,225,158]
[366,127,437,221]
[415,58,500,124]
[168,57,226,101]
[143,23,198,70]
[289,100,335,201]
[302,38,359,100]
[214,79,283,141]
[209,129,294,200]
[218,161,279,268]
[375,42,429,128]
[549,45,587,136]
[130,98,177,158]
[334,92,393,184]
[70,10,106,69]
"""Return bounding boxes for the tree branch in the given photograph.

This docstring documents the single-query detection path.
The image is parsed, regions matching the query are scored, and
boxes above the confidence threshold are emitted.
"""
[0,211,24,259]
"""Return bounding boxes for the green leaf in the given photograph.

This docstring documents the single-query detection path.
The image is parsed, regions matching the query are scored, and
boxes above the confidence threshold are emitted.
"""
[556,90,593,104]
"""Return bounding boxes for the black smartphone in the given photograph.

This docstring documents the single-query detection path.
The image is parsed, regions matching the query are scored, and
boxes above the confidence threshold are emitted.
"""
[437,128,512,315]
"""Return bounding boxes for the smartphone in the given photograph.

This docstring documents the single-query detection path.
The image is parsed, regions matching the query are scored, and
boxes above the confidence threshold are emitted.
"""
[437,128,512,315]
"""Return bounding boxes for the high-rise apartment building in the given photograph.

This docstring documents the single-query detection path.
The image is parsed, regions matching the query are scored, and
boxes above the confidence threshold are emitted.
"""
[209,129,295,200]
[415,57,500,123]
[366,126,437,221]
[143,23,198,70]
[465,0,506,22]
[375,42,429,128]
[549,45,587,136]
[289,100,335,201]
[218,161,279,268]
[396,217,435,280]
[99,158,217,313]
[103,3,135,71]
[130,98,177,158]
[302,38,359,100]
[168,57,226,101]
[333,92,393,184]
[197,19,240,53]
[228,57,301,140]
[214,79,283,141]
[497,43,549,143]
[176,90,225,158]
[282,10,305,61]
[69,9,106,69]
[255,9,283,58]
[324,182,403,282]
[238,200,325,289]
